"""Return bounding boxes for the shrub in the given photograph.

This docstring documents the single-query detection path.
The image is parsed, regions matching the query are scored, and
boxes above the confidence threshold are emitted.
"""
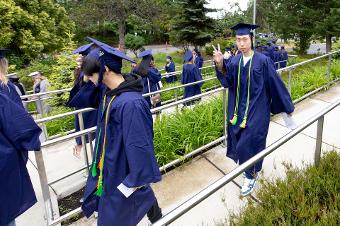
[125,34,146,57]
[228,151,340,226]
[205,37,236,56]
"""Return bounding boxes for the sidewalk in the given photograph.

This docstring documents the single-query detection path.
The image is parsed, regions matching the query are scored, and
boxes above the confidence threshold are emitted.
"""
[17,82,340,226]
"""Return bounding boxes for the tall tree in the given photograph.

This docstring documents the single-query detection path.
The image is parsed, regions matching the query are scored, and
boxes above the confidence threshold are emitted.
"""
[311,0,340,52]
[63,0,160,50]
[170,0,215,48]
[0,0,75,60]
[258,0,340,53]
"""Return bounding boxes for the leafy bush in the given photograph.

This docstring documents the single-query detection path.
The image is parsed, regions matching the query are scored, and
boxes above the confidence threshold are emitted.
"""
[0,0,75,61]
[48,49,78,106]
[45,106,74,137]
[228,151,340,226]
[125,34,146,57]
[205,37,236,56]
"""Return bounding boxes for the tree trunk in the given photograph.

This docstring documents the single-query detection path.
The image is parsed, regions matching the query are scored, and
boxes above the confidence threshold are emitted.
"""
[325,32,332,53]
[118,19,126,51]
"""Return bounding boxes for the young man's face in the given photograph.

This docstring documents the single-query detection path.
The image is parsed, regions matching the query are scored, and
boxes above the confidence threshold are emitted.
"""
[236,35,252,54]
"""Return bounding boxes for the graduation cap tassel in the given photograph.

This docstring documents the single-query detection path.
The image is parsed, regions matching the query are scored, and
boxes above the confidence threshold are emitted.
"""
[230,114,238,125]
[91,128,102,177]
[240,117,247,128]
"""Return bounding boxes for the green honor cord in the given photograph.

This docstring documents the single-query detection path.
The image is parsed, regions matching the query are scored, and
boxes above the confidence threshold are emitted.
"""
[229,52,254,128]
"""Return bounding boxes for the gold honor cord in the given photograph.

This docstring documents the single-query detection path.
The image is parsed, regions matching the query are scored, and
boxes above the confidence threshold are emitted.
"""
[229,51,254,128]
[89,95,116,197]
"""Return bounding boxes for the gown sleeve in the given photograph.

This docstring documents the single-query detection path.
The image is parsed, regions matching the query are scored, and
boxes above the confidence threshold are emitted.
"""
[67,81,103,109]
[0,94,42,151]
[121,100,161,188]
[215,58,233,88]
[264,58,294,114]
[181,65,186,84]
[147,68,161,84]
[193,65,203,88]
[170,62,176,72]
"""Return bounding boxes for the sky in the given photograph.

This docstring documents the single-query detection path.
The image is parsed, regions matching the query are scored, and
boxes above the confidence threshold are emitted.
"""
[206,0,250,19]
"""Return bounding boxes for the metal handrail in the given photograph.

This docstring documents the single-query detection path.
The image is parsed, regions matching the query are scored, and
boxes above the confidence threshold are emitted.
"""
[35,108,95,124]
[278,50,340,72]
[151,88,224,114]
[161,64,215,78]
[20,65,215,100]
[158,60,213,72]
[21,88,72,99]
[152,99,340,226]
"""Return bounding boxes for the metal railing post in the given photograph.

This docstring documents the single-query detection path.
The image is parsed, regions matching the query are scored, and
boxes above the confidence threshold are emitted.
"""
[222,88,227,146]
[37,95,49,140]
[175,88,179,111]
[288,69,293,95]
[34,150,54,224]
[88,132,94,160]
[77,112,90,175]
[327,54,332,80]
[314,116,324,166]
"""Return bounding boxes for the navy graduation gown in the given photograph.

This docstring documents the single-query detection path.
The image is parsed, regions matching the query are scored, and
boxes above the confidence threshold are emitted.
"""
[280,51,288,68]
[273,51,282,69]
[165,62,177,83]
[83,93,161,226]
[68,79,161,226]
[0,93,42,226]
[181,64,203,99]
[216,52,294,173]
[142,67,161,108]
[0,82,23,108]
[67,74,98,145]
[195,56,204,68]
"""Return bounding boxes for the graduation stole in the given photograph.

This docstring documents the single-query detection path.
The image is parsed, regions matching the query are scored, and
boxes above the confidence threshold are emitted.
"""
[229,51,254,128]
[91,94,116,197]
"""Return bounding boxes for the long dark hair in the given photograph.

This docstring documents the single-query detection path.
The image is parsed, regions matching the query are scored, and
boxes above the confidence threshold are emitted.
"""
[135,55,153,77]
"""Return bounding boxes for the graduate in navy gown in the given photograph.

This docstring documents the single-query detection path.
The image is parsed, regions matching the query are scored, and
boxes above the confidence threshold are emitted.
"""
[0,94,42,226]
[280,46,288,68]
[135,49,162,109]
[67,43,98,158]
[273,46,282,69]
[213,23,294,196]
[165,55,177,83]
[181,51,203,106]
[193,48,204,69]
[67,38,162,226]
[266,41,275,61]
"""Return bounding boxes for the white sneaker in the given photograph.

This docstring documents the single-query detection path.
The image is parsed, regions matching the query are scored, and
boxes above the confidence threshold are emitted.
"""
[241,174,259,197]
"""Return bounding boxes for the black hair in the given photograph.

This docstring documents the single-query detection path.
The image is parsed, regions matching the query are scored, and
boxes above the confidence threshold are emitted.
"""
[81,55,100,76]
[135,55,152,77]
[250,32,254,50]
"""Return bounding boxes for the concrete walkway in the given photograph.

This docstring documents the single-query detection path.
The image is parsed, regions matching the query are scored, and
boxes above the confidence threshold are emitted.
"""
[17,82,340,226]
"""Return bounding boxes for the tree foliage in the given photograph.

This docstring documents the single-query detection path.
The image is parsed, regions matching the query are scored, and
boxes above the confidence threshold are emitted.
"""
[0,0,75,61]
[258,0,340,53]
[170,0,215,48]
[125,34,146,57]
[61,0,161,49]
